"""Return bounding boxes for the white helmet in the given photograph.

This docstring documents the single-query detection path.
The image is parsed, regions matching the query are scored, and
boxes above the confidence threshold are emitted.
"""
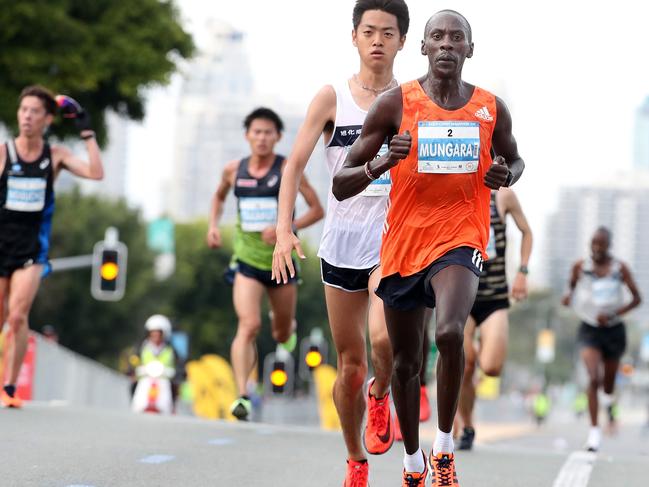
[144,314,172,339]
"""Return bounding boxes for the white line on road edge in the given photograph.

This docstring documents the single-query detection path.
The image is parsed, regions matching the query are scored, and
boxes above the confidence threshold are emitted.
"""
[552,451,597,487]
[139,454,175,464]
[208,437,235,446]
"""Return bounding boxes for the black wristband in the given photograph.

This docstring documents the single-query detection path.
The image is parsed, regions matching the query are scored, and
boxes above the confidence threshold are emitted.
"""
[81,132,95,140]
[504,170,514,187]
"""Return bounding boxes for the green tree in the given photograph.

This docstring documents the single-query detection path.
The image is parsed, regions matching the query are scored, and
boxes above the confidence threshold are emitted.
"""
[0,0,193,145]
[30,187,161,366]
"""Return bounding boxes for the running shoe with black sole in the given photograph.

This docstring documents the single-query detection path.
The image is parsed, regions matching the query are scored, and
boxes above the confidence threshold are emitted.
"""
[457,427,475,450]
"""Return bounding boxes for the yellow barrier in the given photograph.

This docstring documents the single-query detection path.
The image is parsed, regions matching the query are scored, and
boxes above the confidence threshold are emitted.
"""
[313,364,341,431]
[476,372,500,400]
[186,354,237,421]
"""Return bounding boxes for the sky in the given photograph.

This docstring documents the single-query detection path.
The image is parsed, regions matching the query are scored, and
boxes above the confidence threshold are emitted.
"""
[126,0,649,278]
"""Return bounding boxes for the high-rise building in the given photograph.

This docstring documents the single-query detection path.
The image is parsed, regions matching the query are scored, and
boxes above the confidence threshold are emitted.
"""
[169,20,328,244]
[544,176,649,319]
[633,96,649,172]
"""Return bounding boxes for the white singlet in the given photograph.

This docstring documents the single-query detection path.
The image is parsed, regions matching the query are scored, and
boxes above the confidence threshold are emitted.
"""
[317,80,390,269]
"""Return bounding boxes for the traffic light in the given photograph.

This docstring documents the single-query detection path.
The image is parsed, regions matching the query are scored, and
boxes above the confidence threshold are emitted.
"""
[299,327,328,381]
[91,227,127,301]
[263,346,294,396]
[270,360,289,393]
[305,345,323,370]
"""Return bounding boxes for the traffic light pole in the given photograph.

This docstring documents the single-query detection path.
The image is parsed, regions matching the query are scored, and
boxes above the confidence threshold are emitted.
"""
[50,254,94,272]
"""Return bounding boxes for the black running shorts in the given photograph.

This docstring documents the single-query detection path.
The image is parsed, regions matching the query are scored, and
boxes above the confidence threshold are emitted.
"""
[320,259,378,293]
[470,298,510,326]
[376,247,483,311]
[236,259,297,288]
[578,322,627,360]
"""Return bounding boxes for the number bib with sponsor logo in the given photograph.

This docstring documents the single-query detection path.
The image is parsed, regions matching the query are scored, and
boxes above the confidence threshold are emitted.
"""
[417,121,480,174]
[239,197,278,232]
[360,143,391,197]
[6,177,47,212]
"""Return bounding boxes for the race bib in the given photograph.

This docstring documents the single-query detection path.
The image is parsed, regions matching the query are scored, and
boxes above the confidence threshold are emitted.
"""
[360,143,391,197]
[239,197,278,232]
[485,225,496,258]
[591,279,620,308]
[6,177,46,212]
[417,121,480,173]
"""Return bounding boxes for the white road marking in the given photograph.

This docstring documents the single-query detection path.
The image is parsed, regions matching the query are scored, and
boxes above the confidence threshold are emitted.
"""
[208,437,234,446]
[139,454,175,464]
[552,451,597,487]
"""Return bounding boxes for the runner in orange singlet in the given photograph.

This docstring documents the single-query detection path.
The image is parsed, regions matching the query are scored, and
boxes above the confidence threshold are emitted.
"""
[332,10,525,486]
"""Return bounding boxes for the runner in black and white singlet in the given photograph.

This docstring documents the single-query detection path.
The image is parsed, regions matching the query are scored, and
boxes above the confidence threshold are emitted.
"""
[271,2,410,485]
[456,187,532,450]
[1,85,104,408]
[206,107,323,421]
[562,227,641,452]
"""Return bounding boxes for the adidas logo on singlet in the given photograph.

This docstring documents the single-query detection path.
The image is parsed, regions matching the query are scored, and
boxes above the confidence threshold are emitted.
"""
[475,106,493,122]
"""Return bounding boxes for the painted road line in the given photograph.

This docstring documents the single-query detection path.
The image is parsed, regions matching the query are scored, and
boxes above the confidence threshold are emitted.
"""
[208,437,235,446]
[552,451,597,487]
[139,454,176,464]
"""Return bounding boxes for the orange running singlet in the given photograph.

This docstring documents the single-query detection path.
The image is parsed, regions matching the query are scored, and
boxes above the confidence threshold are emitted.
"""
[380,80,497,278]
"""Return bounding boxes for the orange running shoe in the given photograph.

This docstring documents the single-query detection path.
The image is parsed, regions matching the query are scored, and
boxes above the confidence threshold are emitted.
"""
[402,451,428,486]
[419,385,431,422]
[343,459,369,487]
[429,452,459,486]
[363,378,394,455]
[1,390,23,409]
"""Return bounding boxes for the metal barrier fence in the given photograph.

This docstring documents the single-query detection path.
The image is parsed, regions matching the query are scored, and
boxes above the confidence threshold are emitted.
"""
[32,333,131,410]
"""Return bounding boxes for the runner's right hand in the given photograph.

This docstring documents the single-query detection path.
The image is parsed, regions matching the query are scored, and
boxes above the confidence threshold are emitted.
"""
[386,130,412,167]
[272,230,305,284]
[206,227,222,248]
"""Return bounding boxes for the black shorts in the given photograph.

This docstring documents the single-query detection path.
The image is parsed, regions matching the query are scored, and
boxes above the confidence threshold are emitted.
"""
[376,247,483,311]
[0,252,48,278]
[320,259,378,292]
[236,259,297,288]
[470,298,510,326]
[578,322,627,360]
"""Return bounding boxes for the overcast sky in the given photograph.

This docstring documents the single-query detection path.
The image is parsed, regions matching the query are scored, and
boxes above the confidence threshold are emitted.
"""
[127,0,649,278]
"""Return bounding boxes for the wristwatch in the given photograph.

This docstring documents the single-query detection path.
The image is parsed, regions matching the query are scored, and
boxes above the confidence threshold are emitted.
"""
[518,265,528,275]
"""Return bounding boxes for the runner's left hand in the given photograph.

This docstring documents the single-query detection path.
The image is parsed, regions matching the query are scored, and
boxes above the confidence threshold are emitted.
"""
[261,226,277,246]
[484,156,509,189]
[596,312,610,327]
[511,272,528,301]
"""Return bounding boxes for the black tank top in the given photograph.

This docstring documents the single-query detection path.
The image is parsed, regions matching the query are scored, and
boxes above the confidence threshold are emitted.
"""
[234,155,284,232]
[475,191,508,301]
[0,140,55,258]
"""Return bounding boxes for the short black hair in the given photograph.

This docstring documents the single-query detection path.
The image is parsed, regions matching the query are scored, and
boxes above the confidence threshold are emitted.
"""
[353,0,410,36]
[19,85,57,115]
[595,226,612,242]
[425,9,472,42]
[243,107,284,133]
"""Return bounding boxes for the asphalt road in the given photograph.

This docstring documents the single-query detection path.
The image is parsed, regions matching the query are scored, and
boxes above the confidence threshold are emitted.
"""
[1,402,647,486]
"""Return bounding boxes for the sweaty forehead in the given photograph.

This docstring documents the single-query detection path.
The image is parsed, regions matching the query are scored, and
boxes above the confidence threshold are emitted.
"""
[425,12,470,37]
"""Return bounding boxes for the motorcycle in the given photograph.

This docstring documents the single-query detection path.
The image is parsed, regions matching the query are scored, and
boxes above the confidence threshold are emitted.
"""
[131,360,175,414]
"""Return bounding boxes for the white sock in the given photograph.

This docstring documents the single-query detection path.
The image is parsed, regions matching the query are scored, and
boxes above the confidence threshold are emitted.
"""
[433,428,454,455]
[403,448,425,473]
[587,426,601,449]
[600,392,615,408]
